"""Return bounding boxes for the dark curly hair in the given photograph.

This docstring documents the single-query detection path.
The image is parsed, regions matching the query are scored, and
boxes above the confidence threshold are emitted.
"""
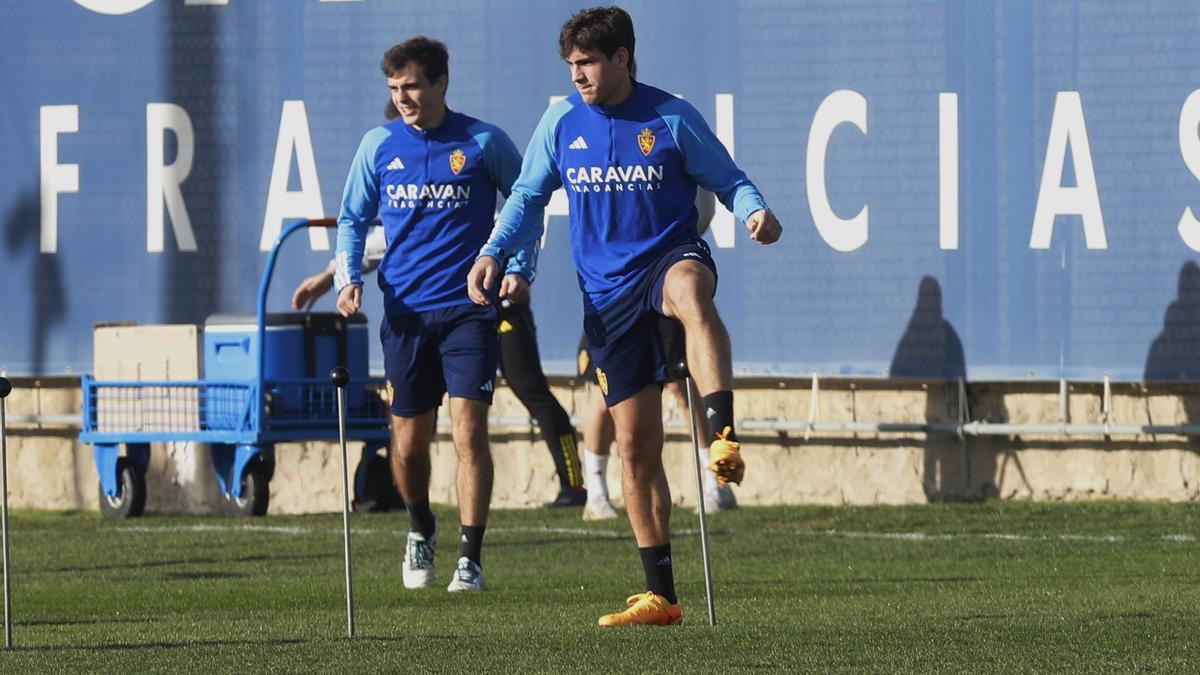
[558,6,636,79]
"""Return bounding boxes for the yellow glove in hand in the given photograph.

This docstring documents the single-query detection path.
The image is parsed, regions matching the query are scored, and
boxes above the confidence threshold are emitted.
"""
[707,427,744,486]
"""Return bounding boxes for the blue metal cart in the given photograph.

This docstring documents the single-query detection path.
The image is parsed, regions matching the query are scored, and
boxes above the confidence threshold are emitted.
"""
[79,219,393,517]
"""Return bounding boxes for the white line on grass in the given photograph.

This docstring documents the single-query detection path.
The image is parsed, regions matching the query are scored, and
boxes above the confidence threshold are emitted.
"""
[814,530,1184,544]
[112,523,1195,544]
[112,524,700,539]
[117,523,311,535]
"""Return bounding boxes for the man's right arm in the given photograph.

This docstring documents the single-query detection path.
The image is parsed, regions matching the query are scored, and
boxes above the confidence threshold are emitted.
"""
[478,100,571,265]
[334,128,388,293]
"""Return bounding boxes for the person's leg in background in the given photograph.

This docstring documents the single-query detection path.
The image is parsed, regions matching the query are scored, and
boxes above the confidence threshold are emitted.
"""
[577,332,617,520]
[497,302,586,507]
[582,385,618,520]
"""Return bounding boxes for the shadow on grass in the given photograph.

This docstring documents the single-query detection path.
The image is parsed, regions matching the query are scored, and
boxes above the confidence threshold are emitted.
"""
[13,637,310,653]
[161,571,248,581]
[19,617,153,628]
[16,633,414,653]
[40,552,333,574]
[714,575,988,591]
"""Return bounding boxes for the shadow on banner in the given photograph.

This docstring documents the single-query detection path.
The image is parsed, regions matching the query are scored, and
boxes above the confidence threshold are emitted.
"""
[889,276,996,500]
[4,191,66,376]
[162,2,223,324]
[1144,261,1200,383]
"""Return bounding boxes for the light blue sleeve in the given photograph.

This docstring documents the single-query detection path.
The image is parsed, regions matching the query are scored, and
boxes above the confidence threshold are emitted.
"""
[657,98,768,223]
[479,99,573,274]
[504,242,540,283]
[469,121,542,282]
[334,127,388,292]
[324,225,385,275]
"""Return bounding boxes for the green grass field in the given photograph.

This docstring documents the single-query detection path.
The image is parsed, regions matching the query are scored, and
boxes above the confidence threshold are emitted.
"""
[1,501,1197,672]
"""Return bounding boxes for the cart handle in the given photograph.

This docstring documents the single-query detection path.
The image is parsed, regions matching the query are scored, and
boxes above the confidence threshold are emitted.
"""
[255,218,338,427]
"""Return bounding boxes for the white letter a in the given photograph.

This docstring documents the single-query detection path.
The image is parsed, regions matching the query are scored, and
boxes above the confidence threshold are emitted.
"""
[1030,92,1107,250]
[261,100,327,251]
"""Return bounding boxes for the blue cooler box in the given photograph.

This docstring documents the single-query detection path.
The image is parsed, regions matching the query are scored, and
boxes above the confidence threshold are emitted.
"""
[203,313,369,422]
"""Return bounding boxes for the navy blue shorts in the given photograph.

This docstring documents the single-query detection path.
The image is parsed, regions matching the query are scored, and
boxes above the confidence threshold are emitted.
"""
[380,303,499,417]
[583,239,717,406]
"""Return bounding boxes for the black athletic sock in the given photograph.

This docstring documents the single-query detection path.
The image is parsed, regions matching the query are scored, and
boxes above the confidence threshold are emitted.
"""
[460,525,486,565]
[638,544,677,604]
[544,429,584,490]
[408,500,436,539]
[702,391,736,442]
[558,432,584,489]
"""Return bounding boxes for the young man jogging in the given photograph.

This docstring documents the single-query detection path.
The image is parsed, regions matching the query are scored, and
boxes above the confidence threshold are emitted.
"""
[298,100,586,511]
[335,36,542,592]
[294,228,587,510]
[468,7,781,625]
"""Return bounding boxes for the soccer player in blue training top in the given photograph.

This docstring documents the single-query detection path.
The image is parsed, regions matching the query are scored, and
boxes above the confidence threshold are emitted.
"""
[335,36,543,593]
[297,103,588,512]
[468,7,782,625]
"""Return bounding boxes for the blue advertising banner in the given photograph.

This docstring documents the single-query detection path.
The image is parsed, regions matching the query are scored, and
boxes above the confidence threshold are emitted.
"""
[3,0,1200,381]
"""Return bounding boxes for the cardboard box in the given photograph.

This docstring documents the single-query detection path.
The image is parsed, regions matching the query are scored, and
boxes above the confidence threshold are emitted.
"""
[93,324,200,432]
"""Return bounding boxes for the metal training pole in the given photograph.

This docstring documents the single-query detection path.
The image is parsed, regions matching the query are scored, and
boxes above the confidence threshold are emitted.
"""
[681,362,717,626]
[330,367,355,639]
[0,376,13,648]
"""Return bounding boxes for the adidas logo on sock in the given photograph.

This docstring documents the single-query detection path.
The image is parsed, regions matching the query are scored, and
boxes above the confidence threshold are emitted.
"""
[705,407,717,419]
[568,136,588,150]
[656,556,672,566]
[387,157,405,171]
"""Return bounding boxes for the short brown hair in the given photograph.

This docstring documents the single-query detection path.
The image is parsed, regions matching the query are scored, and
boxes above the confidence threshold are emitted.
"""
[381,36,449,85]
[558,6,636,79]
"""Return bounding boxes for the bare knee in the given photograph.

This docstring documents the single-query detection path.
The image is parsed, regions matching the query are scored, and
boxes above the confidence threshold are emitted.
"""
[663,266,716,324]
[616,433,662,483]
[390,417,431,463]
[452,410,489,463]
[452,415,482,445]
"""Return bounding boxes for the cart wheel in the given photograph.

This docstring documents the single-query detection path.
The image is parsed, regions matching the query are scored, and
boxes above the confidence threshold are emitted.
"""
[98,457,147,519]
[229,460,270,517]
[353,452,405,513]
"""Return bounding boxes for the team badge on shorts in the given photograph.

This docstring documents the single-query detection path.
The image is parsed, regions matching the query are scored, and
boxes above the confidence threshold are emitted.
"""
[449,148,467,175]
[595,367,609,396]
[637,128,655,156]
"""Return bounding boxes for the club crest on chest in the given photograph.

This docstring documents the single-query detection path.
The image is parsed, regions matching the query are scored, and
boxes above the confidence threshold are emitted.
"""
[637,128,655,157]
[449,149,467,175]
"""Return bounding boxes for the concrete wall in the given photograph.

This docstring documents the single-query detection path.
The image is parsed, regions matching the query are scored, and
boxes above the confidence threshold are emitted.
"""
[3,377,1198,515]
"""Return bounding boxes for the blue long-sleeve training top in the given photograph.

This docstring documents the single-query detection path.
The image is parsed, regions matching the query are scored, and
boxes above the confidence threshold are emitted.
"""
[335,109,541,314]
[480,82,768,312]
